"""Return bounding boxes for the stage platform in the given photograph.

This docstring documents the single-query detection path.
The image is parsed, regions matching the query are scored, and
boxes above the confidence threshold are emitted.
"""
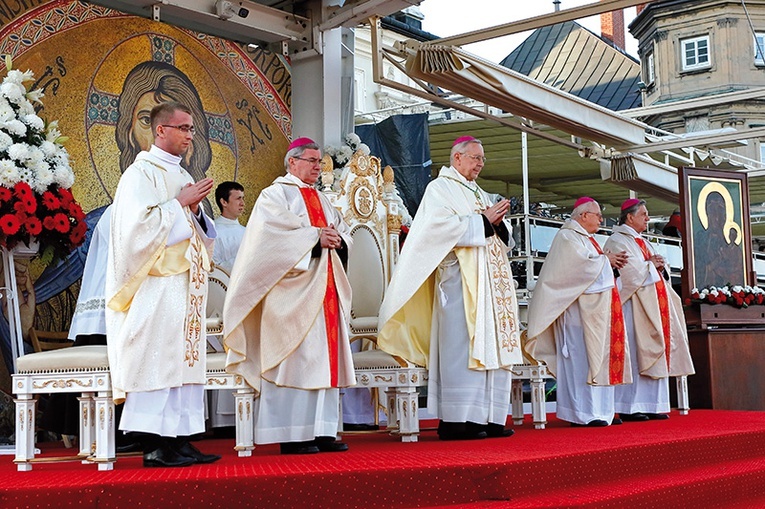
[2,410,765,508]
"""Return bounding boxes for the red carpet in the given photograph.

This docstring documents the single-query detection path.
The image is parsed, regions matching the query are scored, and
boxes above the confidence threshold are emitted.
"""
[3,410,765,508]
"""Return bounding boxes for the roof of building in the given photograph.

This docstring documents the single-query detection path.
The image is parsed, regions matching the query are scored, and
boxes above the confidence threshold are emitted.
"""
[499,20,642,112]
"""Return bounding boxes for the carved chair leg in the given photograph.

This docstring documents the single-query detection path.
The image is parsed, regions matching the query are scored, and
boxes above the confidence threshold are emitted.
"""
[676,375,690,415]
[511,378,524,425]
[94,390,115,471]
[395,387,419,443]
[234,388,255,457]
[14,394,35,471]
[530,376,548,430]
[385,388,398,434]
[78,392,95,460]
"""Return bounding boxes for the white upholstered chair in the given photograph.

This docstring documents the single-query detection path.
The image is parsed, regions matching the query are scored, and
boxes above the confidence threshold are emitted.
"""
[326,151,428,442]
[204,264,255,456]
[13,345,115,471]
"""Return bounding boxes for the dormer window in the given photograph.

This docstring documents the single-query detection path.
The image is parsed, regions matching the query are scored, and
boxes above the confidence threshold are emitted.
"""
[681,35,710,71]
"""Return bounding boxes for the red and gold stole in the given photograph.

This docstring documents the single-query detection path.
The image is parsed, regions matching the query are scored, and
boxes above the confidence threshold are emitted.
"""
[588,236,627,384]
[299,187,340,387]
[634,236,671,368]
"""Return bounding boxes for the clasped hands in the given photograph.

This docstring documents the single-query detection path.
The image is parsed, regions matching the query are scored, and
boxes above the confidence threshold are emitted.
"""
[482,199,510,225]
[605,250,628,270]
[320,224,342,250]
[177,178,214,214]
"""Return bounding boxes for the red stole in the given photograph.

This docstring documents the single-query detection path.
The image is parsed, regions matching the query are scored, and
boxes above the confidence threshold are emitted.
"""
[299,187,340,387]
[587,236,627,384]
[634,236,671,369]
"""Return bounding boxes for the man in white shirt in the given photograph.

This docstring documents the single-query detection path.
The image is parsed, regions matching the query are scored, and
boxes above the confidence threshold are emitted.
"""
[213,181,245,272]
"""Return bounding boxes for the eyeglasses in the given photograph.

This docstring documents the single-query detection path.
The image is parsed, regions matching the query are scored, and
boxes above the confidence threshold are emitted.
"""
[293,156,321,165]
[161,124,196,134]
[461,153,487,163]
[584,211,603,219]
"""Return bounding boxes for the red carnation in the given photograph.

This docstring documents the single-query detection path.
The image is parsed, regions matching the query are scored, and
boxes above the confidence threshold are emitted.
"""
[13,182,32,200]
[52,212,70,234]
[41,191,61,210]
[25,216,42,236]
[0,214,21,235]
[0,186,11,202]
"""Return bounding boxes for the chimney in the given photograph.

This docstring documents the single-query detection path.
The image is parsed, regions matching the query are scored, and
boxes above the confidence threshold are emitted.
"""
[601,4,626,50]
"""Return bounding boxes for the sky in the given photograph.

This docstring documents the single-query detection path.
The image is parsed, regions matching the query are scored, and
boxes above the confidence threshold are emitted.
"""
[418,0,639,63]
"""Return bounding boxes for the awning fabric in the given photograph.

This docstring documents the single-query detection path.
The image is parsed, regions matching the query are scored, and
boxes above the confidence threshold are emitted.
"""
[405,45,647,147]
[600,153,679,202]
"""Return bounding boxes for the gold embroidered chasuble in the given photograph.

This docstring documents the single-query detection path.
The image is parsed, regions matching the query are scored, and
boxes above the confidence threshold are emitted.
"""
[526,219,632,386]
[604,225,695,378]
[377,165,522,370]
[223,175,355,395]
[106,151,213,403]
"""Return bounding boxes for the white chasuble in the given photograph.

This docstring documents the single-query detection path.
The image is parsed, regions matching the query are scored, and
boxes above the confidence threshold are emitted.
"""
[526,219,631,386]
[378,165,522,370]
[223,174,355,396]
[605,225,694,380]
[106,149,214,403]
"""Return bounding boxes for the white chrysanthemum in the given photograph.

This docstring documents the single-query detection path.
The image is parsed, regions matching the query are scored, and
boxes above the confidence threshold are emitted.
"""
[8,142,30,161]
[53,165,74,188]
[358,143,371,155]
[323,145,337,157]
[17,166,33,185]
[0,130,12,151]
[0,159,20,187]
[40,140,56,157]
[17,100,35,118]
[0,100,13,123]
[344,132,361,147]
[4,69,34,85]
[0,81,25,103]
[21,113,44,132]
[732,285,744,293]
[32,166,54,193]
[3,119,26,137]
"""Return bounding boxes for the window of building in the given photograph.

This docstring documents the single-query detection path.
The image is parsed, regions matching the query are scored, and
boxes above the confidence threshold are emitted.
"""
[755,33,765,66]
[645,52,655,84]
[681,35,710,71]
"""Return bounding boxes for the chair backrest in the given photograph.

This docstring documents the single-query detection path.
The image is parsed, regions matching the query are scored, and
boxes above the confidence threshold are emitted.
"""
[28,327,73,353]
[207,265,230,320]
[328,152,403,336]
[206,265,230,353]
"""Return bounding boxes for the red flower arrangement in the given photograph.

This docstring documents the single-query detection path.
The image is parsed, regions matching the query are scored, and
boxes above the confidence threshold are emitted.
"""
[0,181,86,264]
[689,285,765,309]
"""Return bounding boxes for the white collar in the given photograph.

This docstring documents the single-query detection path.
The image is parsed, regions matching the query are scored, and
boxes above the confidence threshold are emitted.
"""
[149,145,183,171]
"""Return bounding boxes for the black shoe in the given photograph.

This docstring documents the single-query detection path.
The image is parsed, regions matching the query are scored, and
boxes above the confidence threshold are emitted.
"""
[644,413,670,420]
[343,423,379,431]
[143,446,196,467]
[620,413,650,422]
[280,441,320,455]
[171,439,221,464]
[315,436,349,452]
[116,441,143,454]
[611,417,623,425]
[571,419,609,427]
[486,423,515,438]
[437,420,487,441]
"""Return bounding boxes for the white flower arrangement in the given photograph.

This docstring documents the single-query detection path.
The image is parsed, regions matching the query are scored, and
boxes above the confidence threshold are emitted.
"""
[0,56,86,264]
[324,132,371,170]
[0,57,74,194]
